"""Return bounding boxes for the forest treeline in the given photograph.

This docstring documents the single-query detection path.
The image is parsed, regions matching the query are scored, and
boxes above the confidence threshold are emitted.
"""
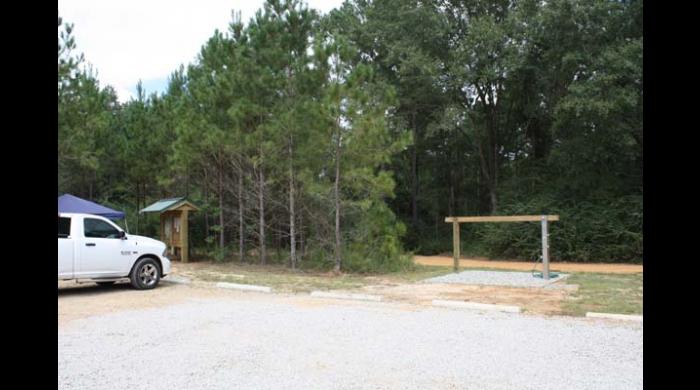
[58,0,643,270]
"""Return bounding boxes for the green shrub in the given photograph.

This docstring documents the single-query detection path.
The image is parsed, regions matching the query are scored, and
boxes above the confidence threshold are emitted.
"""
[474,195,642,262]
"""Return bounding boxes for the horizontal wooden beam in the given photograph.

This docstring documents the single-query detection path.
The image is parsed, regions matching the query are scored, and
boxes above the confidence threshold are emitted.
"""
[445,215,560,223]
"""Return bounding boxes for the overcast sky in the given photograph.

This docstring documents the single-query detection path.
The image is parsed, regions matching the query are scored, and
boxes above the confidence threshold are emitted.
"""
[58,0,345,102]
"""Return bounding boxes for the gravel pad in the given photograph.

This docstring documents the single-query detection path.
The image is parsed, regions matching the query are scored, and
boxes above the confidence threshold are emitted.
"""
[424,270,568,287]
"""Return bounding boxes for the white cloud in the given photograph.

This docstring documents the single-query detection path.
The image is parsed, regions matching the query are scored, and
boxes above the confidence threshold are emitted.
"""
[58,0,344,102]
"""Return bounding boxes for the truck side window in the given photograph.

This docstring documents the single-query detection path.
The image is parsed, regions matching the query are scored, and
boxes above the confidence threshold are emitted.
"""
[58,217,71,238]
[84,218,121,239]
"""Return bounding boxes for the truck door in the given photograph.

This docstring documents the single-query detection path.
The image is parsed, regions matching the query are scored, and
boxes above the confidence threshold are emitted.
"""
[77,217,127,277]
[58,216,74,278]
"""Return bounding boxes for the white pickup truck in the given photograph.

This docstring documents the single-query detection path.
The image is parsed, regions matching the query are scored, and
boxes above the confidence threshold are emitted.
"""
[58,213,171,289]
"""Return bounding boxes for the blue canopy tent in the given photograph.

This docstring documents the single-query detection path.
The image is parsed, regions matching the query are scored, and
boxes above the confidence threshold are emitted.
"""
[58,194,129,231]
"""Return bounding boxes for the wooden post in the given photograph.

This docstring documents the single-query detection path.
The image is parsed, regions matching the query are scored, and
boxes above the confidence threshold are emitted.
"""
[446,215,559,223]
[541,215,549,280]
[181,210,189,263]
[453,221,460,272]
[160,213,165,243]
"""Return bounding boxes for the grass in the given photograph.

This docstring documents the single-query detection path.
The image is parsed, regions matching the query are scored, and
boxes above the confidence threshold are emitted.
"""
[175,260,643,317]
[561,272,643,316]
[175,261,453,293]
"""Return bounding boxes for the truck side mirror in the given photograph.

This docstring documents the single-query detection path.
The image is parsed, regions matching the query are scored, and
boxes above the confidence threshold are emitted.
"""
[119,230,127,240]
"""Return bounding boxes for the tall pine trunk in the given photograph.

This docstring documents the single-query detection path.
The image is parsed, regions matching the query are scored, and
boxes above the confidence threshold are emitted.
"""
[475,85,499,214]
[259,163,266,265]
[333,127,342,274]
[204,172,209,237]
[299,209,305,261]
[143,182,147,229]
[238,164,245,263]
[489,184,498,214]
[411,119,419,227]
[491,126,498,213]
[288,136,297,270]
[449,182,455,217]
[185,167,190,197]
[135,181,140,234]
[218,161,225,253]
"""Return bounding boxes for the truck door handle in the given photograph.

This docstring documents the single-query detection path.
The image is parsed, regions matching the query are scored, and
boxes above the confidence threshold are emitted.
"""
[85,243,96,247]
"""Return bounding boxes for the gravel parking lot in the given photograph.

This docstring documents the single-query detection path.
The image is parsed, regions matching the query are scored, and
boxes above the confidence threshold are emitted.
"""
[58,282,642,390]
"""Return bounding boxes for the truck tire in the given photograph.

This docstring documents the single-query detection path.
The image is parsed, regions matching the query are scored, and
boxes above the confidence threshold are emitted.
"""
[130,257,161,290]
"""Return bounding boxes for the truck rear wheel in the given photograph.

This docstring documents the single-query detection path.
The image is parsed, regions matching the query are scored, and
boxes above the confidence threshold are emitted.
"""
[130,258,161,290]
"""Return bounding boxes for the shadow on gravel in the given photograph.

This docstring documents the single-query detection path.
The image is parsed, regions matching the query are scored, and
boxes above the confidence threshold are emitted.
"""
[57,281,178,297]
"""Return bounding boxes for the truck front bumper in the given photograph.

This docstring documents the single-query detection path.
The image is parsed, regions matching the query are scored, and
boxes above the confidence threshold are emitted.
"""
[161,256,171,276]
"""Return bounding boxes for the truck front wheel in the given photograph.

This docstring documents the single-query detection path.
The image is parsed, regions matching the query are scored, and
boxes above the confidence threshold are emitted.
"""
[130,258,161,290]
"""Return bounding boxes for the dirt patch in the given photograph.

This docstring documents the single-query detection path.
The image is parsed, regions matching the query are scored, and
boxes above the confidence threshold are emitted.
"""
[354,282,570,315]
[58,279,385,326]
[415,255,643,274]
[169,261,574,315]
[57,280,234,326]
[58,260,610,324]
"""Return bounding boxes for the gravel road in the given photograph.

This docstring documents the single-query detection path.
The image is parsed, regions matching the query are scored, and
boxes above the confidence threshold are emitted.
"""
[58,285,642,390]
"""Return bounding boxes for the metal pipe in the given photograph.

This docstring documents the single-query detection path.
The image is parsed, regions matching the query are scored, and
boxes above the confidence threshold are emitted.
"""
[541,215,549,280]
